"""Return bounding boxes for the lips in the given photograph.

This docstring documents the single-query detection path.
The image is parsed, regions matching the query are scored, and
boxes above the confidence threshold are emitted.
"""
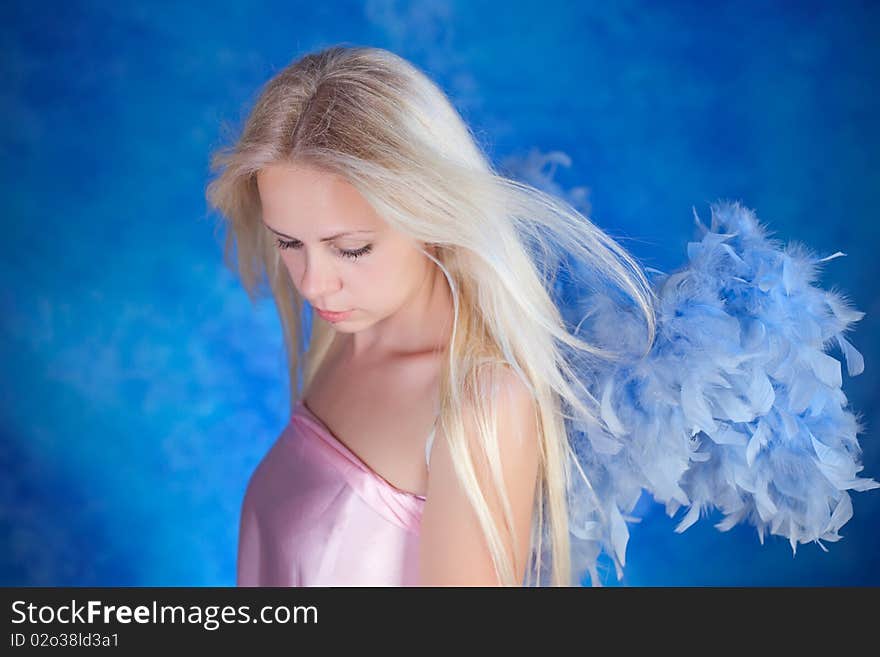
[315,307,352,322]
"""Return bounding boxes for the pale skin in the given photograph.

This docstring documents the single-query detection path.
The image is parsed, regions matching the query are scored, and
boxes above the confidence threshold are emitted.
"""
[256,162,540,586]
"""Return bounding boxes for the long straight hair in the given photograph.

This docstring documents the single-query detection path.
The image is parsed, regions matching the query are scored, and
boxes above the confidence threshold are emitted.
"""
[205,45,656,586]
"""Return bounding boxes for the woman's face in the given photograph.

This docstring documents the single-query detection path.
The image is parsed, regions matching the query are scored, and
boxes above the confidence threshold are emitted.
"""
[256,162,431,332]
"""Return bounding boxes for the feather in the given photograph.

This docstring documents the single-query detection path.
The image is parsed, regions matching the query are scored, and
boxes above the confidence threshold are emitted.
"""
[557,199,877,586]
[835,334,865,376]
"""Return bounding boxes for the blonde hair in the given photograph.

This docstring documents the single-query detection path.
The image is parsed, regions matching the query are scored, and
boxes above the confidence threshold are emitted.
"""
[205,44,657,586]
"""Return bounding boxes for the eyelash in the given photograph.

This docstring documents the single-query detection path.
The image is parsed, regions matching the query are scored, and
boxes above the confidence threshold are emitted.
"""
[274,237,373,261]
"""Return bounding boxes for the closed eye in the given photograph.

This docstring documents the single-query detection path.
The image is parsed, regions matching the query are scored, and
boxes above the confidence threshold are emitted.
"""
[274,237,373,261]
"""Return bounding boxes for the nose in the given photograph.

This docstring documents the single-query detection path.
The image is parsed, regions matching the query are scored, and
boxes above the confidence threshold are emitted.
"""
[294,249,341,299]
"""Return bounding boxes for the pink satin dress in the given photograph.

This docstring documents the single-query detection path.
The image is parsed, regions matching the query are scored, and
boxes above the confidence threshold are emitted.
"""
[236,399,437,587]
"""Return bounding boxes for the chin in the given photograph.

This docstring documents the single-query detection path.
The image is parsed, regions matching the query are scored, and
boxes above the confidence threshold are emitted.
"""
[326,317,362,332]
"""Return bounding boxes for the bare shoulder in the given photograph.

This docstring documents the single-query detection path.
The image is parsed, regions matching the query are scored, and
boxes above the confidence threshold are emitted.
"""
[478,363,537,414]
[472,362,540,475]
[419,362,540,585]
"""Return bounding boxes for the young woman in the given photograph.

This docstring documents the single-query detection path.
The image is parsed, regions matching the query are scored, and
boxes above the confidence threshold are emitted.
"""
[205,45,875,587]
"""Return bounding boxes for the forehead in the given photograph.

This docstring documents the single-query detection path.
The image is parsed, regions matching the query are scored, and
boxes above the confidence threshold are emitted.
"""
[256,163,380,231]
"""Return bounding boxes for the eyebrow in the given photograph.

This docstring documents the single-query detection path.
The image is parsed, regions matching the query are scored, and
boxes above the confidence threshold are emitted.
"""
[262,222,375,242]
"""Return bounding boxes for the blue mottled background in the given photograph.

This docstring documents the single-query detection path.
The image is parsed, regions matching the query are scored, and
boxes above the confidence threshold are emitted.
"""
[1,0,877,586]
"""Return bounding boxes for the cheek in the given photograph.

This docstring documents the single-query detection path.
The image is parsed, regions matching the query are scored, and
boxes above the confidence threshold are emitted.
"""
[278,254,304,283]
[357,252,418,300]
[351,260,392,296]
[389,250,428,295]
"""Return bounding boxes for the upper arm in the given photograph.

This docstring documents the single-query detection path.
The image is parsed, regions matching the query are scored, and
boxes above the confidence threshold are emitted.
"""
[419,366,540,586]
